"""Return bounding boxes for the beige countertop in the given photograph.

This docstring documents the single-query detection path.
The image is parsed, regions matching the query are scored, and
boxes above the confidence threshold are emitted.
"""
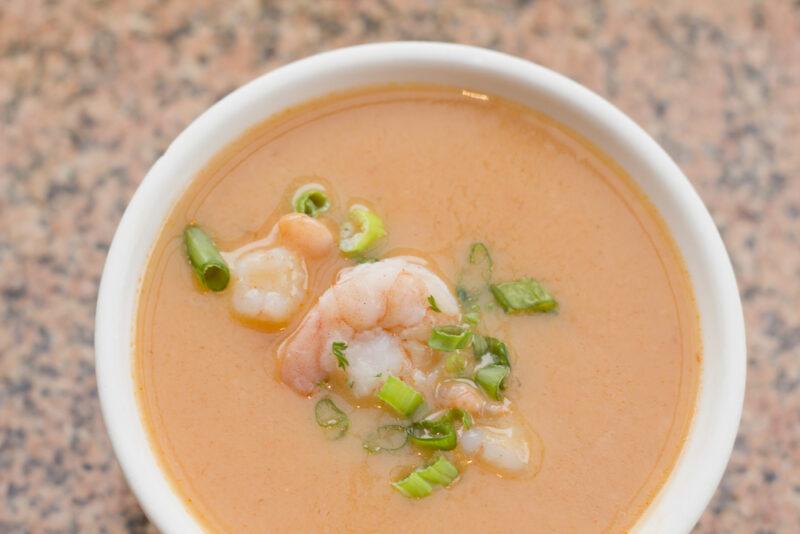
[1,1,798,532]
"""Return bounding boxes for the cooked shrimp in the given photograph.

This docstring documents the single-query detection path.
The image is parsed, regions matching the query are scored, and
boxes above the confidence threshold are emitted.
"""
[435,379,510,418]
[227,246,306,323]
[278,257,460,395]
[223,213,334,324]
[277,213,334,258]
[459,422,533,474]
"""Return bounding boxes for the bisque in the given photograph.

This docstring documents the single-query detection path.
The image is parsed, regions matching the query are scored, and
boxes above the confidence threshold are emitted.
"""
[135,85,700,533]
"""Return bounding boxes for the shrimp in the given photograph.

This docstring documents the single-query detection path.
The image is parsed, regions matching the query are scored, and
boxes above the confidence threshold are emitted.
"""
[223,213,334,324]
[277,213,335,258]
[435,379,510,418]
[277,257,460,395]
[459,421,537,474]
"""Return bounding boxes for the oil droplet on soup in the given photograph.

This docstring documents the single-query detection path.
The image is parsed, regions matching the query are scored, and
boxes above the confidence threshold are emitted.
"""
[136,85,700,533]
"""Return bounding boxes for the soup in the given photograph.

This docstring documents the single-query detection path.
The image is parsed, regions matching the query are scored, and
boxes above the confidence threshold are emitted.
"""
[135,85,700,533]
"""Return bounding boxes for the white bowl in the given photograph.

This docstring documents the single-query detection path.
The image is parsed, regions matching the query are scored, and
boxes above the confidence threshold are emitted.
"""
[95,42,745,533]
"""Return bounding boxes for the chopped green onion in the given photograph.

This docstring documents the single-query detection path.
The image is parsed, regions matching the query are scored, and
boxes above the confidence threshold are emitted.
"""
[407,417,457,450]
[445,407,473,430]
[378,375,423,417]
[490,277,557,313]
[474,364,510,401]
[468,242,493,281]
[472,334,489,358]
[472,334,510,367]
[392,471,433,499]
[392,456,460,498]
[428,325,472,352]
[417,456,459,486]
[456,286,481,325]
[486,337,510,367]
[363,424,408,453]
[314,398,349,439]
[444,352,467,375]
[332,341,349,370]
[183,225,230,292]
[339,205,386,256]
[456,243,493,318]
[292,185,330,217]
[427,295,441,313]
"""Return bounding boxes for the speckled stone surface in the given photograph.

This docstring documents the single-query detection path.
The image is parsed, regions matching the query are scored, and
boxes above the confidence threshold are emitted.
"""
[1,0,798,532]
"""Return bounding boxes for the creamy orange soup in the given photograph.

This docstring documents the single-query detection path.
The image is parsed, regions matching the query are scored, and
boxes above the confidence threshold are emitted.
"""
[135,85,700,533]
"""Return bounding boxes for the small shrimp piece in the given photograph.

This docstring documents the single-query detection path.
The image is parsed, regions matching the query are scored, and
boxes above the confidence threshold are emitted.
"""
[222,213,334,325]
[227,246,306,324]
[278,257,460,395]
[460,423,532,474]
[277,213,334,258]
[436,379,510,418]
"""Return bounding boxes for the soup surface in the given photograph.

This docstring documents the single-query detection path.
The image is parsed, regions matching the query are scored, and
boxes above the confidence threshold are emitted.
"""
[135,85,700,533]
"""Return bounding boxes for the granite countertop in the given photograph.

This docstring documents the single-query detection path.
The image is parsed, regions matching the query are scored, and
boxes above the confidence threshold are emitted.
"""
[1,1,798,532]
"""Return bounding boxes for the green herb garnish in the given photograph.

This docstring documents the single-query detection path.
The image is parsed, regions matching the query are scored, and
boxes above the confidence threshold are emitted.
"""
[314,398,349,439]
[407,416,457,450]
[378,375,424,417]
[392,471,433,499]
[474,364,510,401]
[428,325,472,352]
[472,334,510,367]
[444,407,473,430]
[392,457,459,498]
[428,295,441,312]
[363,424,408,454]
[292,185,330,217]
[490,277,557,313]
[417,456,459,486]
[332,341,349,370]
[407,420,457,451]
[183,225,230,292]
[339,204,386,256]
[468,242,493,280]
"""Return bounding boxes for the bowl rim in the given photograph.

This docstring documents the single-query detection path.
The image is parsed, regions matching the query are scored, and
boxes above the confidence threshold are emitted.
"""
[95,41,745,533]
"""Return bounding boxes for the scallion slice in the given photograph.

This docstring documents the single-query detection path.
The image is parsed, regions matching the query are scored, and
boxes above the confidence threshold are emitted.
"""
[292,185,330,217]
[455,242,493,324]
[417,456,459,486]
[392,456,460,498]
[314,398,349,439]
[472,333,489,358]
[363,424,408,453]
[490,277,557,313]
[427,295,441,313]
[474,364,510,401]
[428,325,472,352]
[468,242,493,280]
[378,375,423,417]
[487,337,510,367]
[407,418,457,450]
[472,334,510,367]
[456,286,481,325]
[183,225,230,292]
[339,205,386,256]
[392,471,433,499]
[445,407,473,430]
